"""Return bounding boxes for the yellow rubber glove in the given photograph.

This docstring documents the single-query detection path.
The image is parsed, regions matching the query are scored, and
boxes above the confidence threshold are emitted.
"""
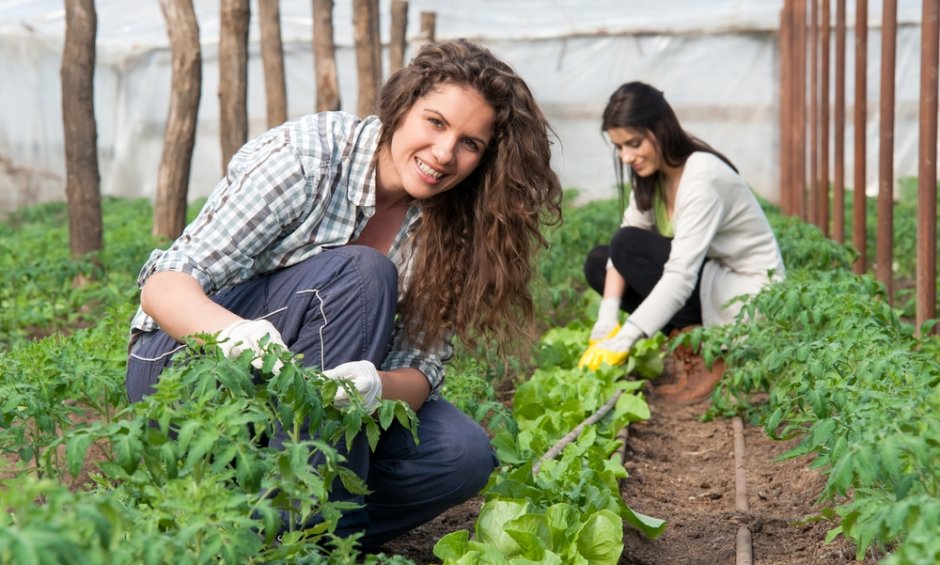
[578,321,646,371]
[578,343,629,370]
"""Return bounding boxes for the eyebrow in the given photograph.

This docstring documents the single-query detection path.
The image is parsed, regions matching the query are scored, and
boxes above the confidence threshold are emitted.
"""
[422,108,491,148]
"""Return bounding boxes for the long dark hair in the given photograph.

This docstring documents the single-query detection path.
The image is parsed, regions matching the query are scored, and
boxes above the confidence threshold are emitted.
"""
[377,39,563,359]
[602,81,737,212]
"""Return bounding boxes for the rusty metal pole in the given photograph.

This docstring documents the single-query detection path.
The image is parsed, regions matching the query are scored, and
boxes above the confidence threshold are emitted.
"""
[819,0,830,237]
[780,0,793,214]
[833,0,846,242]
[809,0,819,226]
[853,0,868,274]
[917,0,939,333]
[876,0,897,301]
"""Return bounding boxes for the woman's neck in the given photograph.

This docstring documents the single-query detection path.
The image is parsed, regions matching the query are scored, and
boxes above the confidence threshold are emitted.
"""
[661,163,684,202]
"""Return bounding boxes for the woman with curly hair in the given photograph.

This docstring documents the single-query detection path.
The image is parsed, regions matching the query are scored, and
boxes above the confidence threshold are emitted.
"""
[126,39,562,546]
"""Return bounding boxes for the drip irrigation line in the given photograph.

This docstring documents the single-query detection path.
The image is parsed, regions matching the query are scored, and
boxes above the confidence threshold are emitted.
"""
[733,416,753,565]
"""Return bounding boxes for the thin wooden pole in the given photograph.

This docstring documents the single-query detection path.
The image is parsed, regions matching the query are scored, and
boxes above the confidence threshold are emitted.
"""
[389,0,408,73]
[795,0,807,220]
[219,0,250,172]
[853,0,868,274]
[819,0,830,236]
[876,0,897,301]
[833,0,846,242]
[419,11,436,45]
[809,0,819,226]
[354,0,380,116]
[154,0,201,240]
[258,0,287,127]
[61,0,103,259]
[780,0,793,214]
[312,0,340,112]
[917,0,939,332]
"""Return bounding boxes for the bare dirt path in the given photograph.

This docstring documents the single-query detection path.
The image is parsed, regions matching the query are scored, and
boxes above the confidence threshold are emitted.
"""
[619,392,879,565]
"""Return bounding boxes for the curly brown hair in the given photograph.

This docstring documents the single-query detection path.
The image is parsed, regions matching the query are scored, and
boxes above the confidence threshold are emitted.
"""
[377,39,563,358]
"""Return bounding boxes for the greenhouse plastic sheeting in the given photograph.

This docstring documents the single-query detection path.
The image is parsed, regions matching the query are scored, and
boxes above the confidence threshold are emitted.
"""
[0,0,929,211]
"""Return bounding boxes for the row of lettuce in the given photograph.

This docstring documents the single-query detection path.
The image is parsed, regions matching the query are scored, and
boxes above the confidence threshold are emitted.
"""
[2,190,940,563]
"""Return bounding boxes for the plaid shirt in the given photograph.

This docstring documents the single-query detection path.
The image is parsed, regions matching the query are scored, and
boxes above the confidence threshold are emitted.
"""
[130,112,452,395]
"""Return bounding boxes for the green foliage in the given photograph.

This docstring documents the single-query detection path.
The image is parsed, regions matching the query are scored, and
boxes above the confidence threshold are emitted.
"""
[2,339,417,564]
[5,182,939,563]
[0,301,132,478]
[696,209,940,562]
[536,190,621,328]
[0,198,158,352]
[434,322,666,564]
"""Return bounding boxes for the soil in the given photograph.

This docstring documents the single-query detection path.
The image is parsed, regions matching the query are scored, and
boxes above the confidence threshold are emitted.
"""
[379,365,885,565]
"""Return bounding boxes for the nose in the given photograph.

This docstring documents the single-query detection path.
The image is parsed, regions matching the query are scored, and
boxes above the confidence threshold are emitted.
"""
[618,146,635,164]
[432,137,456,165]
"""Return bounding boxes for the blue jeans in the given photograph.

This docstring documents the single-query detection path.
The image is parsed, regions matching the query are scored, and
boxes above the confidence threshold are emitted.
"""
[126,246,496,546]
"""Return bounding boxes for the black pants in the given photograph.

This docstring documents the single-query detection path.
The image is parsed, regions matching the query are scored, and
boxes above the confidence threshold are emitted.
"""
[584,226,704,333]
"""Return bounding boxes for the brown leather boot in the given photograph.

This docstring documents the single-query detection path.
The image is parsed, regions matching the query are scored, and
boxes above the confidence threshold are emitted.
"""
[655,356,725,405]
[675,357,725,404]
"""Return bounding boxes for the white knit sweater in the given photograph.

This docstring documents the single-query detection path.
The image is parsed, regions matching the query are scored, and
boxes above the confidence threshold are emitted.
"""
[621,152,786,335]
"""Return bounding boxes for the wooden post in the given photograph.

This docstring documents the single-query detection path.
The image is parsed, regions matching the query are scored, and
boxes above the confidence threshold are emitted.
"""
[219,0,250,172]
[779,1,792,214]
[61,0,103,259]
[154,0,201,240]
[419,11,436,45]
[389,0,408,73]
[917,0,938,332]
[794,0,807,220]
[853,0,868,274]
[312,0,340,112]
[833,0,846,243]
[258,0,287,127]
[809,0,818,226]
[354,0,381,117]
[818,0,830,237]
[876,0,897,300]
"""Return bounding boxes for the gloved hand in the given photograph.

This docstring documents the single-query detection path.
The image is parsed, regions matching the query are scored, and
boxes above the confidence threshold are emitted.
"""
[217,318,287,373]
[589,297,622,345]
[578,320,645,370]
[322,360,383,413]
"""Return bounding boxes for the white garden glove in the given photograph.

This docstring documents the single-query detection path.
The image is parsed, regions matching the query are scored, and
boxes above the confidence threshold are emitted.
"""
[590,297,623,345]
[322,360,383,413]
[217,319,287,373]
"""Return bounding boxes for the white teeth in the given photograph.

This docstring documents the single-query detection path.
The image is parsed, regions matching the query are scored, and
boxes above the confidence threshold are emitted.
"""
[416,159,443,179]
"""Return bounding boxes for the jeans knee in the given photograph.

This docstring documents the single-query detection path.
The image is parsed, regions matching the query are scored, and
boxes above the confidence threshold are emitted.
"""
[346,246,398,305]
[450,426,498,497]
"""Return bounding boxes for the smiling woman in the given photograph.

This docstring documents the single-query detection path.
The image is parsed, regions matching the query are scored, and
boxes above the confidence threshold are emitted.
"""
[124,38,562,550]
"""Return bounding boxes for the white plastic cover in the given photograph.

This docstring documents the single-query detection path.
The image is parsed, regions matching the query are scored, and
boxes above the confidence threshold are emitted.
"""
[0,0,930,212]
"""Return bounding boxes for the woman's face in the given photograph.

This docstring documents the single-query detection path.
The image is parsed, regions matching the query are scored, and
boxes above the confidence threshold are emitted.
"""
[379,83,495,200]
[606,127,661,177]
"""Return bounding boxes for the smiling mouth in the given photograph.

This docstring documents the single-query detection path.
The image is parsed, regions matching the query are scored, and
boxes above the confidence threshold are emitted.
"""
[416,158,444,181]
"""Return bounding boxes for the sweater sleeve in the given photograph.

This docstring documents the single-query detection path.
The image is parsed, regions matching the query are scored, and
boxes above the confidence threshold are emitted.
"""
[626,165,725,336]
